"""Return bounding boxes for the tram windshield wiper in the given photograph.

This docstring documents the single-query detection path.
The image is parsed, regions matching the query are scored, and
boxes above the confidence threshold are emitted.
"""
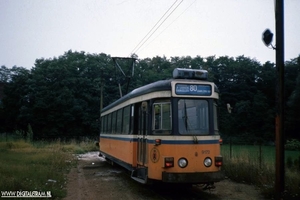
[183,101,188,131]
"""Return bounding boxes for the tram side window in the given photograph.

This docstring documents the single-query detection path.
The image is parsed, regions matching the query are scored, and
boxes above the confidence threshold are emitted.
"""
[122,106,130,134]
[103,115,107,133]
[106,113,111,134]
[116,109,123,133]
[131,105,135,134]
[214,101,219,135]
[101,116,104,133]
[162,104,171,130]
[112,111,117,134]
[101,115,107,134]
[153,101,171,134]
[138,104,148,135]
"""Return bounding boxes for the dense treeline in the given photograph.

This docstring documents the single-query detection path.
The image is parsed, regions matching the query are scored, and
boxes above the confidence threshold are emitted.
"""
[0,50,299,142]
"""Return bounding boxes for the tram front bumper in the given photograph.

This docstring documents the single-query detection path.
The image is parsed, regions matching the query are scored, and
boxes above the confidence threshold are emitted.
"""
[162,171,224,183]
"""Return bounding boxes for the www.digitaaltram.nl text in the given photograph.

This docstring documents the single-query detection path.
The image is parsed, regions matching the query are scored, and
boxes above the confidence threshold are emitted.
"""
[1,190,52,198]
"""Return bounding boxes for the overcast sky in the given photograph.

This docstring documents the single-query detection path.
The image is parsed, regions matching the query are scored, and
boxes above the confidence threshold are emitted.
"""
[1,0,299,69]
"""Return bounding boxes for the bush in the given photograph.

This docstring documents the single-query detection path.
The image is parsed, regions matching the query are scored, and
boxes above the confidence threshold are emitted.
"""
[285,139,300,151]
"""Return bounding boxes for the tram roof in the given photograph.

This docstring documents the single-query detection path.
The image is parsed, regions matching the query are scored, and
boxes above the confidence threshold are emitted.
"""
[101,77,217,113]
[101,79,173,113]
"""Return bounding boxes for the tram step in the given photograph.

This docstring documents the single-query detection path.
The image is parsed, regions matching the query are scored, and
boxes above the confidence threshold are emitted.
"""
[131,168,147,184]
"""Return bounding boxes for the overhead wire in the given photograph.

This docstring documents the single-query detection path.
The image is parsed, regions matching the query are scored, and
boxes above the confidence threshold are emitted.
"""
[133,0,183,55]
[138,0,197,54]
[130,0,183,56]
[130,0,179,54]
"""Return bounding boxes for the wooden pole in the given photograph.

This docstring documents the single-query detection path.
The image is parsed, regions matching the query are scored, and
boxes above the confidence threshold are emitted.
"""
[275,0,285,199]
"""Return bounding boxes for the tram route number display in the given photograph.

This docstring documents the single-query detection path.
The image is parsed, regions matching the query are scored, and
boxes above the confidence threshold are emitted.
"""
[175,84,211,96]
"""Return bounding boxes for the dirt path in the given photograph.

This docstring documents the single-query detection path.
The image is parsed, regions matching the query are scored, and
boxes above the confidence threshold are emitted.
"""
[64,152,265,200]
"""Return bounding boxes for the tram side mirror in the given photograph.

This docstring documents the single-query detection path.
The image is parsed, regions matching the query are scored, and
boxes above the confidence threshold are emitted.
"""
[227,103,233,114]
[142,101,148,112]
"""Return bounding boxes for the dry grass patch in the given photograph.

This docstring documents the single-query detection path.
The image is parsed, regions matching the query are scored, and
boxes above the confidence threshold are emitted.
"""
[222,144,300,199]
[0,139,75,199]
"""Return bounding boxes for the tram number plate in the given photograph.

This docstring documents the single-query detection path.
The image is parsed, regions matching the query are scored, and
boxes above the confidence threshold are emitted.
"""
[202,150,210,154]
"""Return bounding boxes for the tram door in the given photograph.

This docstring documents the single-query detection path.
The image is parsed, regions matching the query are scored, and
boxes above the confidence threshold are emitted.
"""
[137,102,148,166]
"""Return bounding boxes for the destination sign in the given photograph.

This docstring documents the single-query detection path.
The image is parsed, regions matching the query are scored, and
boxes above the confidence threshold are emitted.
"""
[175,84,211,96]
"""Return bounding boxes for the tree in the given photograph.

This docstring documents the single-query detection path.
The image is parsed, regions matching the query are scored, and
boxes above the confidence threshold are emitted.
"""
[1,66,31,134]
[26,51,113,139]
[286,56,300,140]
[2,52,300,142]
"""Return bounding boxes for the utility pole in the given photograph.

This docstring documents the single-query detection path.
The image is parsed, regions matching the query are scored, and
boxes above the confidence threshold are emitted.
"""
[262,1,285,198]
[275,0,285,199]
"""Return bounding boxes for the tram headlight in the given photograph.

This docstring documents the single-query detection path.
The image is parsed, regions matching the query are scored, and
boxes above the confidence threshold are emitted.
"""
[178,158,188,168]
[203,157,212,167]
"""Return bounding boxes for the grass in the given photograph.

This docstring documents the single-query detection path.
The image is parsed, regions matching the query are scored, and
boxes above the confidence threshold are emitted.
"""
[0,136,99,199]
[3,134,298,199]
[60,140,99,154]
[221,144,300,164]
[221,144,300,199]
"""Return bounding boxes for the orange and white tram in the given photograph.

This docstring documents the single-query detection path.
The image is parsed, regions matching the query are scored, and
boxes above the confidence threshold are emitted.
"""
[99,68,224,184]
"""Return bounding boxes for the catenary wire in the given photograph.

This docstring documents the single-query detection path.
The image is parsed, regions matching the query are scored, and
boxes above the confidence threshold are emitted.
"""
[130,0,183,56]
[133,0,183,55]
[138,0,196,54]
[130,0,179,55]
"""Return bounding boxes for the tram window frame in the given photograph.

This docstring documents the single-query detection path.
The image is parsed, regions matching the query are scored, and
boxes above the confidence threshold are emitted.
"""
[152,99,172,134]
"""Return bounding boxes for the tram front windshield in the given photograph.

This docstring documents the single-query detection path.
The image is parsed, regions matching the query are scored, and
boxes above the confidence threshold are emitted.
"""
[178,99,209,135]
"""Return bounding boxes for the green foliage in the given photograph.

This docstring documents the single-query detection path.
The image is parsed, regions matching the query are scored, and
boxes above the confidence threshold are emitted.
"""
[285,139,300,151]
[0,66,31,133]
[286,59,300,139]
[1,52,300,142]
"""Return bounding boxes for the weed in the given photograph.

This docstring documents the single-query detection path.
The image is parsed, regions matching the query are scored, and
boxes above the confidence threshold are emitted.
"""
[285,139,300,151]
[0,135,99,198]
[222,144,300,199]
[5,142,14,149]
[26,124,33,143]
[287,156,293,169]
[61,139,98,154]
[0,138,76,198]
